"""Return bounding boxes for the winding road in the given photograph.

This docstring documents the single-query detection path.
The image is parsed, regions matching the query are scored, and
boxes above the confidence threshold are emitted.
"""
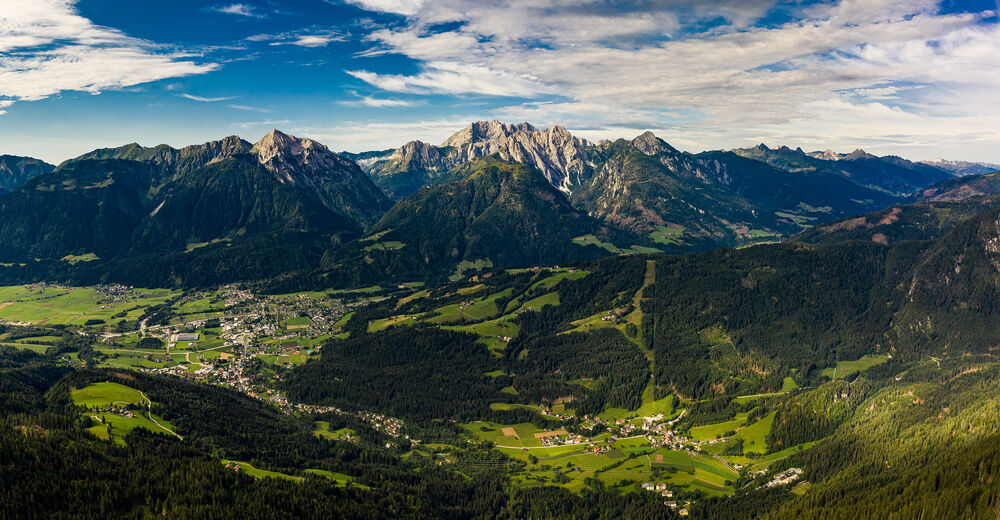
[138,390,183,440]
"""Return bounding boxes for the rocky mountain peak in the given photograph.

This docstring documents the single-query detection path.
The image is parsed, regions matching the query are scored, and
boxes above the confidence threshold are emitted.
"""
[845,148,877,161]
[390,140,442,167]
[434,121,593,193]
[754,143,770,152]
[442,120,538,148]
[251,129,352,185]
[809,149,842,161]
[631,131,673,156]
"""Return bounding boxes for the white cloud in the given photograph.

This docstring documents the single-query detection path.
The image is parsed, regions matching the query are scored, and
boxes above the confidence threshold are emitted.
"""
[343,0,1000,159]
[251,30,346,47]
[347,62,550,97]
[342,0,424,16]
[340,95,414,107]
[0,0,217,107]
[213,4,265,18]
[180,93,236,102]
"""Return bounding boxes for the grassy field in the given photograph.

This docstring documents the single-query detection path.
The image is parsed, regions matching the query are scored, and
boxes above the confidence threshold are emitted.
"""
[286,316,312,327]
[531,271,589,290]
[449,258,493,281]
[313,421,355,441]
[689,413,749,442]
[571,235,662,255]
[72,382,178,443]
[733,411,775,454]
[822,354,889,380]
[518,292,559,312]
[362,241,404,252]
[61,253,99,264]
[71,382,146,408]
[221,460,302,481]
[497,438,737,495]
[0,285,179,325]
[649,225,685,246]
[427,288,512,324]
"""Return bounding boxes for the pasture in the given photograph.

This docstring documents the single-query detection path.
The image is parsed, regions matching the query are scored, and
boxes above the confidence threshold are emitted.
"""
[822,354,889,380]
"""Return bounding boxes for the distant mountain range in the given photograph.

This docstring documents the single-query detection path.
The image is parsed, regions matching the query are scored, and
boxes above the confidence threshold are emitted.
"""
[920,158,1000,176]
[0,121,996,288]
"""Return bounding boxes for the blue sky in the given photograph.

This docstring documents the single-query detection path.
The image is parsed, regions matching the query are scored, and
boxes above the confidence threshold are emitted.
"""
[1,0,998,163]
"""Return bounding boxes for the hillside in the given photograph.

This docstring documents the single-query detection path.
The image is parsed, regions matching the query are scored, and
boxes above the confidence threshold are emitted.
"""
[322,157,642,285]
[0,155,362,287]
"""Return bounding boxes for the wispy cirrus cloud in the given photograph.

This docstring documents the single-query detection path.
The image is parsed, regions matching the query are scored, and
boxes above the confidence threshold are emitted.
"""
[179,93,236,102]
[228,104,271,112]
[0,0,217,109]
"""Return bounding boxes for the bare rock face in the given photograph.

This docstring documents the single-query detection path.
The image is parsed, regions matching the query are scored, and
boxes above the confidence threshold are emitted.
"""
[251,129,358,187]
[368,120,596,197]
[389,140,444,171]
[440,120,593,192]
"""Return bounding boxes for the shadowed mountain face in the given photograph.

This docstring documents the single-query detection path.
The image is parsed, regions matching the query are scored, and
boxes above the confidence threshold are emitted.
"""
[73,130,392,227]
[571,134,896,250]
[734,144,953,196]
[797,170,1000,246]
[322,157,635,286]
[0,155,54,194]
[0,130,390,287]
[910,171,1000,202]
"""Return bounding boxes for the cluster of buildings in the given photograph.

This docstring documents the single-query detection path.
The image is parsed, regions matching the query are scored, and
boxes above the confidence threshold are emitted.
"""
[357,411,405,438]
[95,405,135,418]
[94,284,140,307]
[766,467,803,487]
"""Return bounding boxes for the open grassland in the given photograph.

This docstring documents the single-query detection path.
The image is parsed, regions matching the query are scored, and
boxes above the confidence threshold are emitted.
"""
[571,235,662,255]
[689,413,749,442]
[313,421,355,441]
[0,285,179,325]
[71,382,146,408]
[733,411,775,454]
[72,382,177,443]
[822,354,889,380]
[649,225,685,246]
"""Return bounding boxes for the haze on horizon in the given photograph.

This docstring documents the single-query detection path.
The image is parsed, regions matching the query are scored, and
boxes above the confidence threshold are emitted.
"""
[1,0,999,164]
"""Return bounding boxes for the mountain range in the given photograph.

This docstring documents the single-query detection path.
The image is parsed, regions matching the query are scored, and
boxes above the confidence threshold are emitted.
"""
[0,121,996,288]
